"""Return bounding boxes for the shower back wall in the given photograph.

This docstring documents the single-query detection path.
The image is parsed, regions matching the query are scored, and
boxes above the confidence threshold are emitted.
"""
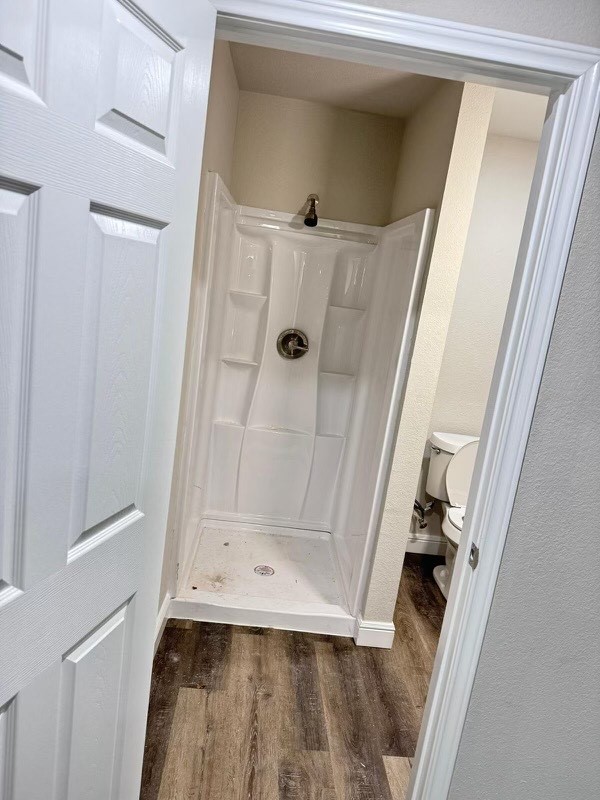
[191,176,380,534]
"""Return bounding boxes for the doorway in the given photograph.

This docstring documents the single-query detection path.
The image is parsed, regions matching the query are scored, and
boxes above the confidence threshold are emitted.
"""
[146,4,596,792]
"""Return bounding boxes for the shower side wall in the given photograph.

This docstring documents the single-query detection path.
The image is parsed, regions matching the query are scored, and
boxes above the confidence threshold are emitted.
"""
[331,211,435,609]
[179,177,238,578]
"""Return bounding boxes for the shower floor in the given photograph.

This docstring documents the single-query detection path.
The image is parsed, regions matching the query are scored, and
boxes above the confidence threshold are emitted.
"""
[171,523,354,636]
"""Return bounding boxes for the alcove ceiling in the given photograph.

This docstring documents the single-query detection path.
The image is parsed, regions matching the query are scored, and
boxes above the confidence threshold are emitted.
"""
[229,43,548,137]
[229,43,443,118]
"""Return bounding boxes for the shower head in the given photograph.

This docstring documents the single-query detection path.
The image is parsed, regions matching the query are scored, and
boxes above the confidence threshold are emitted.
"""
[304,194,319,227]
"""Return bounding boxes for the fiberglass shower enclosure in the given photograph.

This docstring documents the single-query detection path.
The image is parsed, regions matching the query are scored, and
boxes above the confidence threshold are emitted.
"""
[172,174,433,636]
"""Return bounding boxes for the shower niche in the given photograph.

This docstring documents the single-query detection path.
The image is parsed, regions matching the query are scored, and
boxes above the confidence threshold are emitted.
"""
[172,174,434,636]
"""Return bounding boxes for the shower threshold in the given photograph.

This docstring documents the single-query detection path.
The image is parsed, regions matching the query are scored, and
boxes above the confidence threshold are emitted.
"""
[169,522,355,637]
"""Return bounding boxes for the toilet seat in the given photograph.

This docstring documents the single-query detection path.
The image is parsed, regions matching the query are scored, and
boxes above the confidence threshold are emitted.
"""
[442,440,478,549]
[445,506,465,547]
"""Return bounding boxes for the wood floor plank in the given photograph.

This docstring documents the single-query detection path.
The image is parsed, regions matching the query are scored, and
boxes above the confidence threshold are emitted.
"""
[315,637,393,800]
[288,631,329,751]
[198,629,262,800]
[279,751,337,800]
[183,621,232,690]
[390,596,434,712]
[254,628,297,798]
[398,556,446,660]
[356,645,421,757]
[382,756,412,800]
[157,687,208,800]
[141,624,198,800]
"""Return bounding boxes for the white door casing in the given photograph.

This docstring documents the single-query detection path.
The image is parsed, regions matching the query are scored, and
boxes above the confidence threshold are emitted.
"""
[0,1,215,797]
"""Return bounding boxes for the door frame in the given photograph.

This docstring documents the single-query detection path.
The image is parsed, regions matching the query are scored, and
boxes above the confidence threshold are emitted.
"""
[200,2,600,798]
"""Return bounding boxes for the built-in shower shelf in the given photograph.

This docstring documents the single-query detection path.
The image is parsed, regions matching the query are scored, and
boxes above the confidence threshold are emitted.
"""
[320,369,355,379]
[228,289,268,302]
[249,425,311,437]
[328,304,365,314]
[221,356,259,367]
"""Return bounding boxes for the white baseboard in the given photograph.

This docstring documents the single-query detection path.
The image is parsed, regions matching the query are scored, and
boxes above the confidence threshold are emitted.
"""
[405,533,447,556]
[354,616,395,648]
[154,592,171,655]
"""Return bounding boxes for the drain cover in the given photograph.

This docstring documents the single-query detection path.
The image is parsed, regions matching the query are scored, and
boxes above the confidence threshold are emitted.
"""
[254,564,275,576]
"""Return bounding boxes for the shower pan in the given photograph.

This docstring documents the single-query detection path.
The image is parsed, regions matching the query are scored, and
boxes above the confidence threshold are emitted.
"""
[171,174,434,637]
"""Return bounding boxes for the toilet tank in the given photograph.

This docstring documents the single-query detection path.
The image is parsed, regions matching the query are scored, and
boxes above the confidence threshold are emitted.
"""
[426,431,479,502]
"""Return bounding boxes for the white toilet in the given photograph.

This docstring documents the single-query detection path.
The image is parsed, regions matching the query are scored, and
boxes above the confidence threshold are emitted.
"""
[425,432,479,599]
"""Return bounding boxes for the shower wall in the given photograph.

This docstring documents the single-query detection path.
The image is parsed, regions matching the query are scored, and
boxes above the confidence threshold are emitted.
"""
[191,176,379,534]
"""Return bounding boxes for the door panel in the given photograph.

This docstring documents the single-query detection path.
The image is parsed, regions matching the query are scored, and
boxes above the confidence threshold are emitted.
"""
[0,0,46,102]
[96,0,181,155]
[56,602,133,800]
[0,0,216,796]
[79,211,161,536]
[0,181,38,591]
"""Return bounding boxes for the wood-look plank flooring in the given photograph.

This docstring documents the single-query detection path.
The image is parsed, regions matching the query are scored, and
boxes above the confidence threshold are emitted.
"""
[140,554,445,800]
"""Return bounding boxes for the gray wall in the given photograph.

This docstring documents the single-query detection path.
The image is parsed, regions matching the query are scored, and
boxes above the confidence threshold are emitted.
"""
[355,2,600,797]
[449,126,600,800]
[363,0,600,49]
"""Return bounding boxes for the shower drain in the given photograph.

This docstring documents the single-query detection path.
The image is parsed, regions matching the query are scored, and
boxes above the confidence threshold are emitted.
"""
[254,564,275,576]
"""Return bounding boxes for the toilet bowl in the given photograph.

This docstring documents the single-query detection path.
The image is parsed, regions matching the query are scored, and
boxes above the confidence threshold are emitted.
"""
[425,433,479,599]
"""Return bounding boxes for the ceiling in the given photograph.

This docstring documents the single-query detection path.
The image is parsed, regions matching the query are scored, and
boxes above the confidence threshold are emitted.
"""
[229,44,548,138]
[229,43,442,119]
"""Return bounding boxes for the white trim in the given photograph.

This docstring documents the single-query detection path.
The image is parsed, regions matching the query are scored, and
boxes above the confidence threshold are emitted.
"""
[168,596,355,637]
[154,592,171,655]
[411,66,600,800]
[190,3,600,798]
[405,535,447,557]
[214,0,598,88]
[354,616,395,649]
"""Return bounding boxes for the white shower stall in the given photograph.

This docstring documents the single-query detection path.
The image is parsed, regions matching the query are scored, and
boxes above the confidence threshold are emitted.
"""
[171,173,433,636]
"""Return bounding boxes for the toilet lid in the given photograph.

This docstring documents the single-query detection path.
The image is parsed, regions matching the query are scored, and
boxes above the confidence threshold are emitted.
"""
[445,440,479,507]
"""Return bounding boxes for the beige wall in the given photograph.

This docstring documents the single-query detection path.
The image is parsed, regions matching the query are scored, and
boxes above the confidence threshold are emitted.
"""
[430,134,540,437]
[231,91,404,226]
[364,83,495,622]
[390,81,463,220]
[159,41,240,607]
[198,42,240,191]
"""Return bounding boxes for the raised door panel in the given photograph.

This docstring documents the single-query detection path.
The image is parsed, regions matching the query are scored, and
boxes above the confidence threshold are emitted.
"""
[0,0,46,101]
[0,186,91,591]
[55,603,132,800]
[2,603,132,800]
[0,182,38,592]
[8,664,62,799]
[72,210,162,541]
[96,0,181,155]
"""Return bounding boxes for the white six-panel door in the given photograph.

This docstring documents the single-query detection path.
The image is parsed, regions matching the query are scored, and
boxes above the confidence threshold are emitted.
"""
[0,1,215,797]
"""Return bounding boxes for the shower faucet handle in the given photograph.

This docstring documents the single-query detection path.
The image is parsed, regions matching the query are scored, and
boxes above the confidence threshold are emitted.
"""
[289,336,308,354]
[277,329,309,359]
